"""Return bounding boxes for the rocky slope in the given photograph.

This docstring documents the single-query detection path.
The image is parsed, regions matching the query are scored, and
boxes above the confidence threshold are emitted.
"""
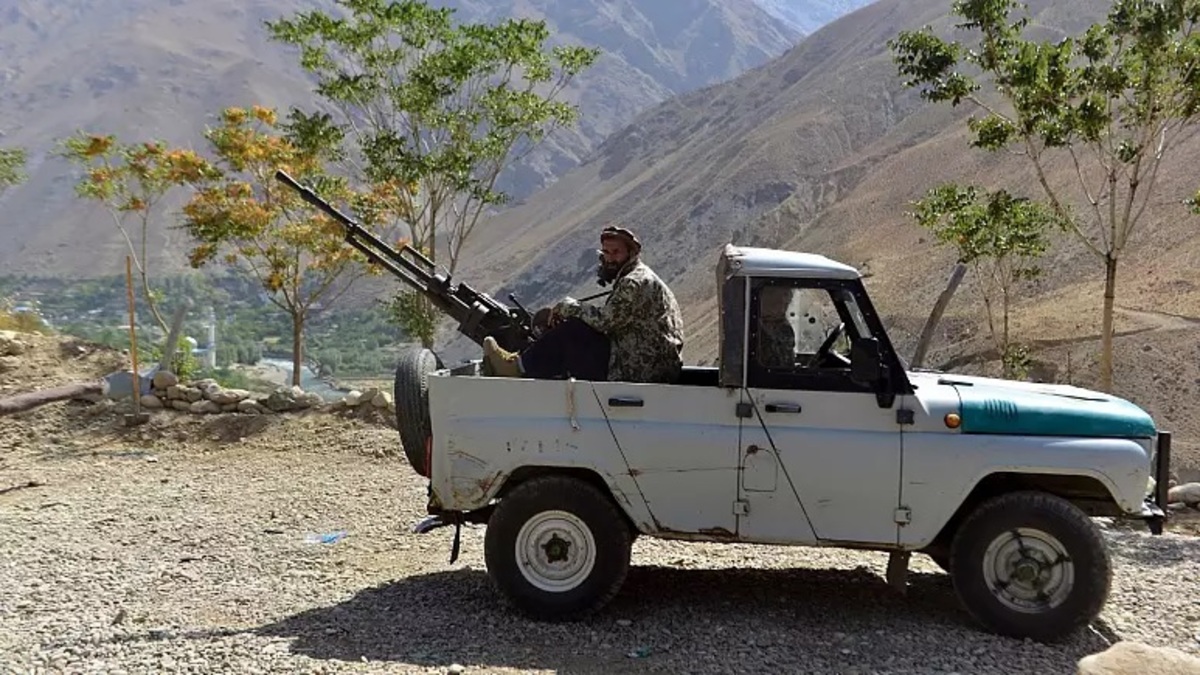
[754,0,876,33]
[0,0,802,279]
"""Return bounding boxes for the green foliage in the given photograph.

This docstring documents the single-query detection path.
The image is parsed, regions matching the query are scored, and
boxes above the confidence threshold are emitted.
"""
[0,146,26,194]
[889,0,1200,391]
[58,133,218,336]
[149,336,202,383]
[911,184,1058,379]
[267,0,600,345]
[178,105,403,386]
[381,291,437,348]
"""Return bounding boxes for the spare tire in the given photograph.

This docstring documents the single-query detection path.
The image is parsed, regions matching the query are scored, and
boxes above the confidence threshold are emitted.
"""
[393,347,444,477]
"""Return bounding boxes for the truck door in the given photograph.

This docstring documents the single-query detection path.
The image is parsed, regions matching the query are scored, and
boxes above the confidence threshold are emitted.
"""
[739,280,905,547]
[591,381,742,538]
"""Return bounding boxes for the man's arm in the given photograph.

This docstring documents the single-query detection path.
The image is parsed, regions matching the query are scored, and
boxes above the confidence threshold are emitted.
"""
[557,276,641,335]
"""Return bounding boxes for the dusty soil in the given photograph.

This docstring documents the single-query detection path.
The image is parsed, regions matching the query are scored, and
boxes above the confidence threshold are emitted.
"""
[2,330,1200,673]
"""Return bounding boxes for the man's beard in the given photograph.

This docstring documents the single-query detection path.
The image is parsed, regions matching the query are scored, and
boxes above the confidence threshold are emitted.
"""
[596,255,625,286]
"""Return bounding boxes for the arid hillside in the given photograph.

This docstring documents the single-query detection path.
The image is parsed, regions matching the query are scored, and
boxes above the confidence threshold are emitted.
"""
[441,0,1200,473]
[0,0,802,279]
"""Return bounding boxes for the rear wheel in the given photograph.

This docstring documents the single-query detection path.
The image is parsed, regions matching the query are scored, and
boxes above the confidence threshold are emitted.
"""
[393,347,443,476]
[484,475,632,621]
[949,490,1111,642]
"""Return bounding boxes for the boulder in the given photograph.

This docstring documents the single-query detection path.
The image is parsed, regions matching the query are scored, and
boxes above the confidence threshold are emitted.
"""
[183,387,203,403]
[237,399,264,415]
[1077,641,1200,675]
[264,387,300,412]
[210,388,249,405]
[170,400,192,412]
[344,390,363,406]
[0,332,28,356]
[139,394,163,409]
[371,391,392,408]
[1168,482,1200,507]
[0,356,20,373]
[152,371,178,390]
[189,400,221,414]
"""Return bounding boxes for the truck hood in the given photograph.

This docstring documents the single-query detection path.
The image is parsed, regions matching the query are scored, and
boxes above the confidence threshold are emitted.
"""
[907,371,1156,439]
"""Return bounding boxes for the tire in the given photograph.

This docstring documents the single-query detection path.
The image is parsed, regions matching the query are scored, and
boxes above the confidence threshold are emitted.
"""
[948,490,1111,643]
[484,475,632,621]
[393,347,444,477]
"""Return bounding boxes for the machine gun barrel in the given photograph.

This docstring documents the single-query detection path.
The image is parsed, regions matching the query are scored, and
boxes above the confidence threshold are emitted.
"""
[273,170,538,352]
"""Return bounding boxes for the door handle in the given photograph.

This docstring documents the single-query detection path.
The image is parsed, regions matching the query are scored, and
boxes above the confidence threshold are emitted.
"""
[608,397,644,408]
[764,402,801,414]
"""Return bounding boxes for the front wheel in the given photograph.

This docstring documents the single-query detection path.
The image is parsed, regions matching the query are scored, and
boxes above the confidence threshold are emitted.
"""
[484,475,632,621]
[949,490,1112,643]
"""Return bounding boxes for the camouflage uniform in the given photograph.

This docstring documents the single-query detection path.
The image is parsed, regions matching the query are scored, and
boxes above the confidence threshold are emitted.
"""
[557,259,684,383]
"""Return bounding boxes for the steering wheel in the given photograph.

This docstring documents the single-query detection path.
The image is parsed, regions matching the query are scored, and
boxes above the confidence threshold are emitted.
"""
[807,322,845,368]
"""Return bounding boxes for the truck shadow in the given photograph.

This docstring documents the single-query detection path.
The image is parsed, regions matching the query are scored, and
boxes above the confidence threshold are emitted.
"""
[252,564,1117,673]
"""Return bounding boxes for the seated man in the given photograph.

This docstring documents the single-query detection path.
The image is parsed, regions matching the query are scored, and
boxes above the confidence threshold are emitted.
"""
[483,225,685,383]
[757,285,797,368]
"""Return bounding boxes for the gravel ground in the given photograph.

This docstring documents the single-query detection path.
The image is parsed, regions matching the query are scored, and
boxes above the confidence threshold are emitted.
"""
[2,407,1200,675]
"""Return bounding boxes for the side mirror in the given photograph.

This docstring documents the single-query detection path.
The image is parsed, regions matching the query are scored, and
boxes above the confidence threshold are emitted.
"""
[850,337,883,385]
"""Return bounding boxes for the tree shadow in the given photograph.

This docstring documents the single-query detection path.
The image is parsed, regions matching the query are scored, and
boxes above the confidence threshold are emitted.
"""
[249,564,1117,673]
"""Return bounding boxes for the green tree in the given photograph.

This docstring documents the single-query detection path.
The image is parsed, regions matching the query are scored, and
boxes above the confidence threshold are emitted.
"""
[890,0,1200,392]
[911,185,1058,379]
[0,146,26,194]
[179,105,404,387]
[60,134,218,335]
[266,0,600,346]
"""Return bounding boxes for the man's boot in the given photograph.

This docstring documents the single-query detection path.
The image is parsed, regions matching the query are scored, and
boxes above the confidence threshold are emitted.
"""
[483,337,522,377]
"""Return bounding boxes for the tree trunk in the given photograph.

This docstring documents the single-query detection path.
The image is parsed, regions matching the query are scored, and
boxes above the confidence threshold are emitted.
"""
[291,314,304,388]
[0,382,103,416]
[910,263,967,369]
[1099,254,1118,393]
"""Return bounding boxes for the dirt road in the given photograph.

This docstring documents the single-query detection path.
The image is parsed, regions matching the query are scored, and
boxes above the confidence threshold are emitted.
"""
[2,409,1199,674]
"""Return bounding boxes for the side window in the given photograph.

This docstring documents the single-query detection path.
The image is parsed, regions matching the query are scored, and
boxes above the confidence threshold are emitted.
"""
[753,284,849,371]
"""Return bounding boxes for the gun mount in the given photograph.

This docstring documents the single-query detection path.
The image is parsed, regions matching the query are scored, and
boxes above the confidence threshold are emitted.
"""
[274,170,540,353]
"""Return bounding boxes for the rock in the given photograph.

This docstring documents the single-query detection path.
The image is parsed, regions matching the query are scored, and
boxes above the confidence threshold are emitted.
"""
[1168,482,1200,507]
[189,400,221,415]
[300,392,324,409]
[264,388,299,413]
[183,387,203,403]
[191,378,218,390]
[140,394,163,409]
[0,355,20,373]
[447,664,465,675]
[237,400,263,415]
[371,391,392,408]
[344,390,363,406]
[210,388,249,405]
[220,403,239,413]
[170,400,192,412]
[152,371,178,390]
[0,332,28,356]
[1077,640,1200,674]
[166,385,183,400]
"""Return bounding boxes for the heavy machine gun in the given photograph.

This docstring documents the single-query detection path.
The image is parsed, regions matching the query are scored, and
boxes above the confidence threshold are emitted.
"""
[274,170,541,353]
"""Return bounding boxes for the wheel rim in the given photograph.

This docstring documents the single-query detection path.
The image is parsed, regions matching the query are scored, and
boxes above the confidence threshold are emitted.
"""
[514,510,596,593]
[981,527,1075,613]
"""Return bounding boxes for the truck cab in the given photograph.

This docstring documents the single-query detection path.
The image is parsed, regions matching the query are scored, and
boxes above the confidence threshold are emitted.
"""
[403,243,1172,644]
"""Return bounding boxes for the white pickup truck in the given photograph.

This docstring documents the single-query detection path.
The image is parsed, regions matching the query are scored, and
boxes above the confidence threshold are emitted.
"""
[397,243,1172,643]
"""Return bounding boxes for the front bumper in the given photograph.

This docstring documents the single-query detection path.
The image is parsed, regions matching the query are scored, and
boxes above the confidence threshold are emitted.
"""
[1144,430,1172,535]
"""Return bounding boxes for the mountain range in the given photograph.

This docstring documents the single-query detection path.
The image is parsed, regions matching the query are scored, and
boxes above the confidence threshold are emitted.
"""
[0,0,852,279]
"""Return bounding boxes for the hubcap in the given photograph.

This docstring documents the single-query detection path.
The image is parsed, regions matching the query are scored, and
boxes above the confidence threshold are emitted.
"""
[982,527,1075,613]
[514,510,597,593]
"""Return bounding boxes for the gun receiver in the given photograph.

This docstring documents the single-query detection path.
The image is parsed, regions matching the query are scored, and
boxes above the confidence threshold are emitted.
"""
[273,170,538,352]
